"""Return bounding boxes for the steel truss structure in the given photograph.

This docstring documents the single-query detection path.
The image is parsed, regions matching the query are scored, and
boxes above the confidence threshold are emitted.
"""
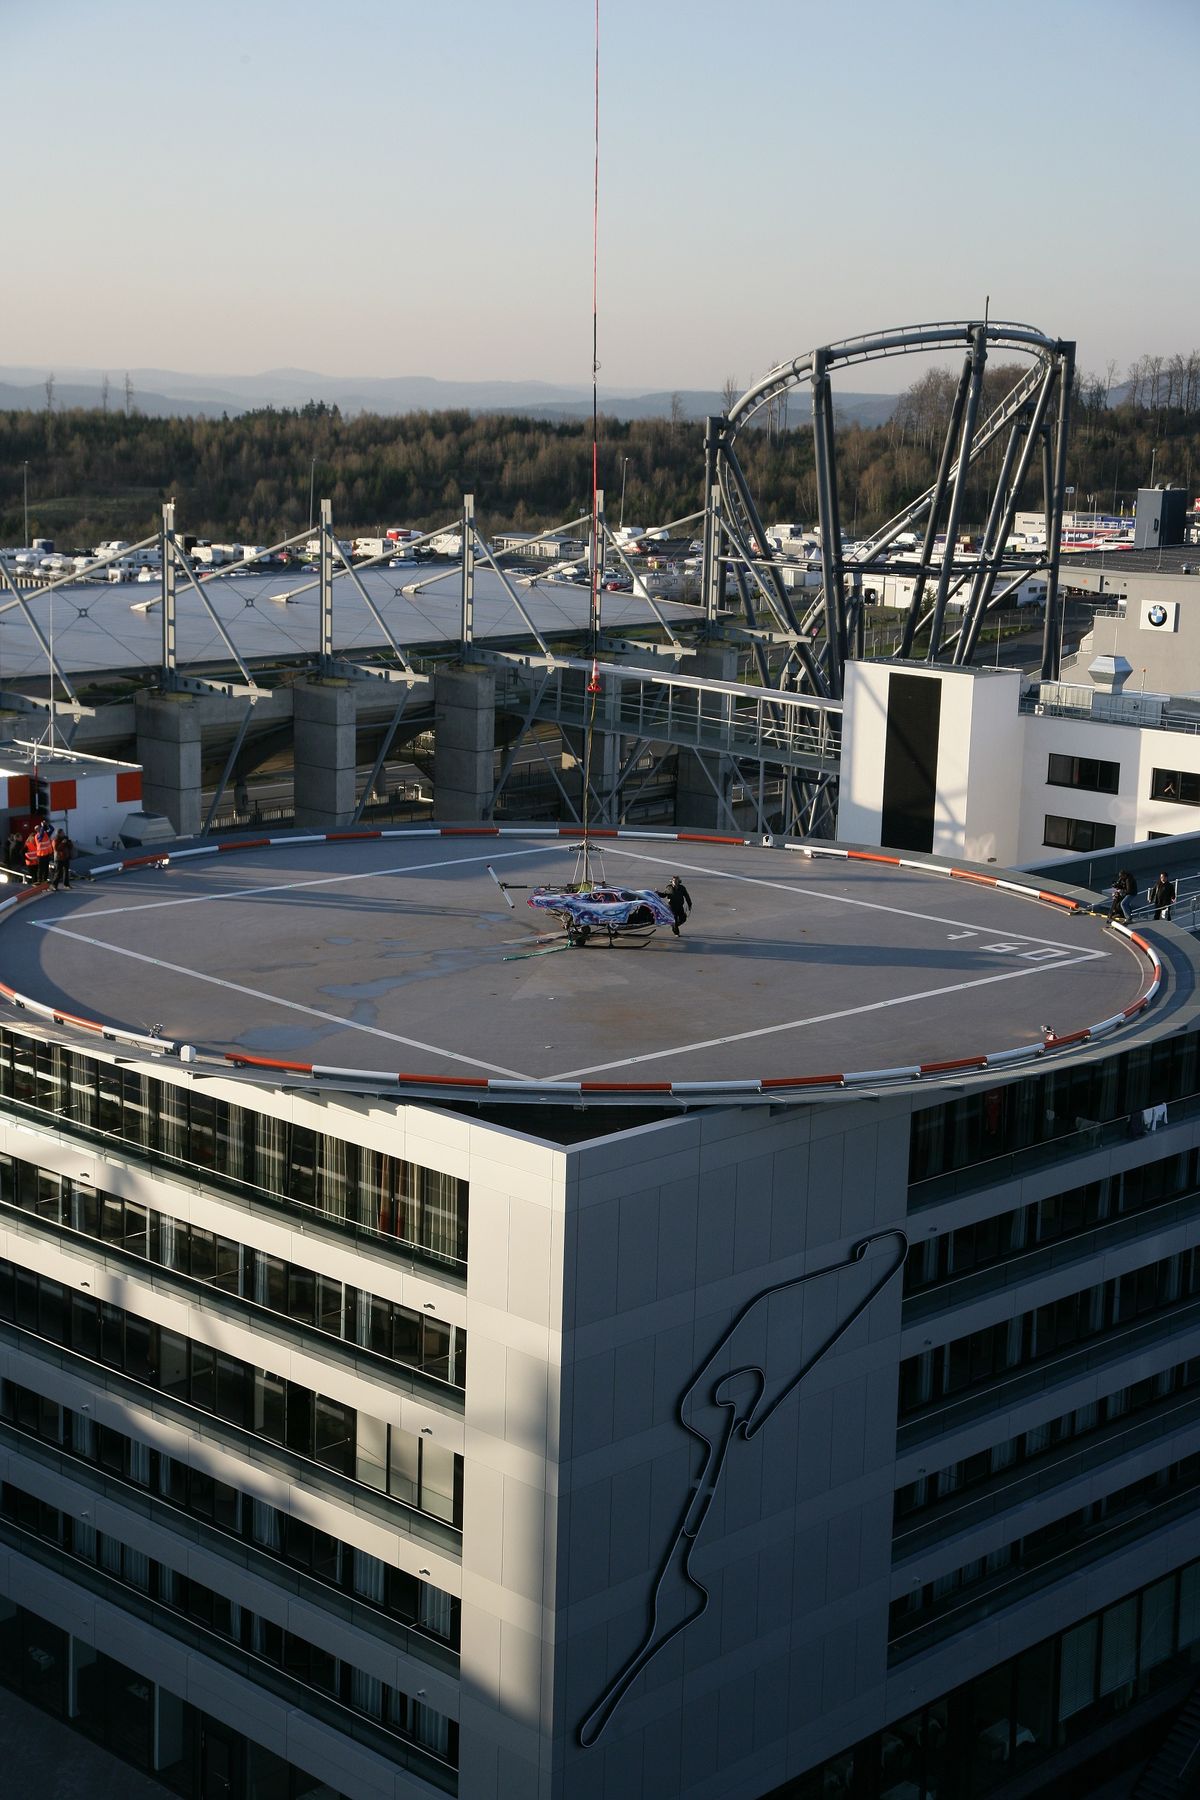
[703,319,1075,701]
[0,320,1075,840]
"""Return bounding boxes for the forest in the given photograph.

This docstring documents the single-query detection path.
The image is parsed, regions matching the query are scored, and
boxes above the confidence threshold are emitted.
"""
[2,356,1198,550]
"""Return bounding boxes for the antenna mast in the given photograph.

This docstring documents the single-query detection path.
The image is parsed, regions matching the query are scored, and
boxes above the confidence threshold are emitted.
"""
[582,0,602,887]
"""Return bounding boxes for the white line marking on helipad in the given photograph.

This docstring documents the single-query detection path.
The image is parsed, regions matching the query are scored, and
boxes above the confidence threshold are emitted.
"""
[31,923,530,1079]
[73,844,560,920]
[598,846,1109,957]
[549,962,1108,1081]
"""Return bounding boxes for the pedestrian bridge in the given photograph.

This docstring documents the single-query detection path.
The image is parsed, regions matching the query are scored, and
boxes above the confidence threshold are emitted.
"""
[495,656,842,777]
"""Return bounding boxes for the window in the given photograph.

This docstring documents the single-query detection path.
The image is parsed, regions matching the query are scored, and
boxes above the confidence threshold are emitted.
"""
[1047,753,1120,795]
[1043,814,1117,853]
[1151,767,1200,805]
[0,1028,470,1273]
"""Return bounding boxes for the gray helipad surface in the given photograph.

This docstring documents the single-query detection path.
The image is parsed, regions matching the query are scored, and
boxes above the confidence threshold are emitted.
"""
[0,835,1157,1086]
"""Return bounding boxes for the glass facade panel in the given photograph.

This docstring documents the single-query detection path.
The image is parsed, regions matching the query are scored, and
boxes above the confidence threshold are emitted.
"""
[0,1027,469,1275]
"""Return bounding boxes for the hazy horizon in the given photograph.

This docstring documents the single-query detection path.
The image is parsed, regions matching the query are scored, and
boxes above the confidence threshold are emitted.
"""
[10,0,1199,397]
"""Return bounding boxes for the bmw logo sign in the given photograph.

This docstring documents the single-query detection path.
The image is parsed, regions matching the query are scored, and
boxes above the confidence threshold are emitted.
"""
[1148,604,1169,627]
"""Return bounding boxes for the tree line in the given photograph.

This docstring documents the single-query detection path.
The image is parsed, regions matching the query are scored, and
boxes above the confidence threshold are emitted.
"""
[1,364,1197,552]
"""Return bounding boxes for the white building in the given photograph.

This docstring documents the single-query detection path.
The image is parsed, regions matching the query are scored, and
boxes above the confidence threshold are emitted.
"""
[0,824,1195,1800]
[838,566,1200,867]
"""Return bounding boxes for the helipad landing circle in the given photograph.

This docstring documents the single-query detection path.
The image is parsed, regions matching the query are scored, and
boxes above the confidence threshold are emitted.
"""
[0,828,1159,1103]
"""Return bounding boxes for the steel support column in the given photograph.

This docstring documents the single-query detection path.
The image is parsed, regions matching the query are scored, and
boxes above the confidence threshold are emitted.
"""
[899,354,971,658]
[319,498,333,664]
[928,327,987,660]
[955,359,1059,666]
[161,500,177,678]
[701,418,723,626]
[461,492,475,653]
[811,354,843,696]
[1041,343,1076,680]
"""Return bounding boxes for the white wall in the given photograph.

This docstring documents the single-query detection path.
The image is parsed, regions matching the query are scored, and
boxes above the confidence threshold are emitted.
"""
[1017,711,1200,862]
[547,1102,910,1800]
[838,662,1023,863]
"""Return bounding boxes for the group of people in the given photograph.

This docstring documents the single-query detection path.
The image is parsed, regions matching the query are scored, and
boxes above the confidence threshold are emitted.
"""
[4,820,75,890]
[1107,869,1175,923]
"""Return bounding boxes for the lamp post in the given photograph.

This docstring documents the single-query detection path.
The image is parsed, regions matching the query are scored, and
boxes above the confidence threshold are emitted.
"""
[308,457,316,533]
[619,457,629,531]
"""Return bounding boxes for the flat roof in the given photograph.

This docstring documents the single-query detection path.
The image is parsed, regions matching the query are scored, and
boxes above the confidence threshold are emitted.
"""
[0,566,695,683]
[0,831,1171,1105]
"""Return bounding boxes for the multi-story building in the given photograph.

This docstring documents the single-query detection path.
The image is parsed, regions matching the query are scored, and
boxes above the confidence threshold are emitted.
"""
[0,826,1195,1800]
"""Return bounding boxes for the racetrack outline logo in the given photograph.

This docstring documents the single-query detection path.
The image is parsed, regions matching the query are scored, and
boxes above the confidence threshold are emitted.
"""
[577,1227,909,1748]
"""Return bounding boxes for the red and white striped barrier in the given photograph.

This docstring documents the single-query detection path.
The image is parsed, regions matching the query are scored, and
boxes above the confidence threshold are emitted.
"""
[0,826,1166,1103]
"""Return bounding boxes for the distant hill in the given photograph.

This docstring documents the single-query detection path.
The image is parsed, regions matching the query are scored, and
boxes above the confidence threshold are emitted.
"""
[0,365,897,427]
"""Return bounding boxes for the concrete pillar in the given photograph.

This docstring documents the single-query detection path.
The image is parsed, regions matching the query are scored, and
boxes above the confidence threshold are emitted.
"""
[135,691,204,836]
[293,679,357,828]
[434,665,496,822]
[675,643,738,830]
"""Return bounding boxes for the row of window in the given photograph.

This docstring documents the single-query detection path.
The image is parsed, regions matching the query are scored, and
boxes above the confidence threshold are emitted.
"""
[0,1030,468,1269]
[0,1481,458,1766]
[0,1375,458,1651]
[0,1156,466,1388]
[903,1151,1198,1296]
[895,1355,1200,1524]
[1042,761,1200,814]
[1042,813,1116,853]
[1151,766,1200,805]
[0,1259,463,1525]
[0,1603,348,1800]
[908,1030,1199,1186]
[782,1559,1200,1800]
[889,1452,1200,1650]
[898,1247,1200,1418]
[1047,753,1120,795]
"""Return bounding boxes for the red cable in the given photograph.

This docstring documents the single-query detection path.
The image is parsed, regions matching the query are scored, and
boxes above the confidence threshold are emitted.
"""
[590,0,600,650]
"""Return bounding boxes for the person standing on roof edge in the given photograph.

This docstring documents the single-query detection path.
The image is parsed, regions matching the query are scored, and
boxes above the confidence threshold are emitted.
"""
[1109,869,1136,923]
[661,874,693,938]
[1149,870,1176,921]
[51,829,74,892]
[25,819,53,884]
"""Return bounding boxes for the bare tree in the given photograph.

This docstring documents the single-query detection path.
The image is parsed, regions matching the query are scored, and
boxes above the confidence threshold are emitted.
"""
[721,374,739,414]
[1147,354,1164,411]
[100,372,109,414]
[669,392,685,433]
[124,372,134,417]
[1103,359,1118,408]
[1167,353,1188,410]
[44,372,55,412]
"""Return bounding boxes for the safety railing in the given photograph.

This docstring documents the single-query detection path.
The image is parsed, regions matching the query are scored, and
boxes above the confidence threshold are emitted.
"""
[515,663,843,771]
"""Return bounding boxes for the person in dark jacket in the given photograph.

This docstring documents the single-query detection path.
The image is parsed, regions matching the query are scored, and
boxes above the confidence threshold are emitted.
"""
[662,874,693,937]
[1109,870,1136,923]
[51,829,75,891]
[1149,871,1176,921]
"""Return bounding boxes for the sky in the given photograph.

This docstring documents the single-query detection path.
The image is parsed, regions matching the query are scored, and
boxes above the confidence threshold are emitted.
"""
[8,0,1200,395]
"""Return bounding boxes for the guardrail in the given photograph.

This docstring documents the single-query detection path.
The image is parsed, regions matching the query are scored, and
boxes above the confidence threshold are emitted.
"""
[508,662,843,773]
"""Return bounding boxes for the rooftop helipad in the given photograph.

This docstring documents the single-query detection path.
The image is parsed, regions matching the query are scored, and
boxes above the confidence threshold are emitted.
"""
[0,830,1169,1103]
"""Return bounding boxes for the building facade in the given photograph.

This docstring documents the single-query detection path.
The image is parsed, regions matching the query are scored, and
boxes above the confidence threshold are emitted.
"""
[0,942,1197,1800]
